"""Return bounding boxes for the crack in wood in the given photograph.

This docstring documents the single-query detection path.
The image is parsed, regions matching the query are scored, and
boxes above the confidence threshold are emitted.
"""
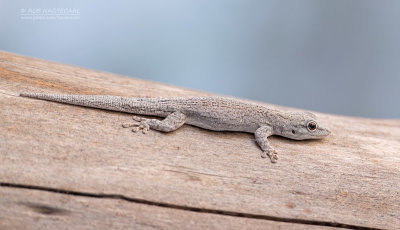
[19,201,70,215]
[0,182,381,230]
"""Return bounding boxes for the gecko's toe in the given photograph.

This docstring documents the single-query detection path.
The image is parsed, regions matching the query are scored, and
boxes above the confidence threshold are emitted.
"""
[132,116,145,122]
[269,150,278,163]
[122,123,135,128]
[260,151,267,158]
[132,127,140,133]
[270,155,278,163]
[140,124,150,134]
[261,149,278,163]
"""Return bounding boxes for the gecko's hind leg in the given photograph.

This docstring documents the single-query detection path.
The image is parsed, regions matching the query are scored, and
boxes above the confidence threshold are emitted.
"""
[122,111,186,134]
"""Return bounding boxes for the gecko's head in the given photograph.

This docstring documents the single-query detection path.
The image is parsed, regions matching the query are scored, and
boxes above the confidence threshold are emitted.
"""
[275,112,331,140]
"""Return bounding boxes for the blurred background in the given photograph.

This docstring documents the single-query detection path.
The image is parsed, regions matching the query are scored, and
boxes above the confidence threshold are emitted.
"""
[0,0,399,118]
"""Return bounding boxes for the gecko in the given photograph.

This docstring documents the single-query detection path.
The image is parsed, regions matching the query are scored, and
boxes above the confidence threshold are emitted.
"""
[19,92,331,163]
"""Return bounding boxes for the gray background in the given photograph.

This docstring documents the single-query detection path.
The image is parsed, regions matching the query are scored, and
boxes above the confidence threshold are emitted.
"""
[1,0,399,118]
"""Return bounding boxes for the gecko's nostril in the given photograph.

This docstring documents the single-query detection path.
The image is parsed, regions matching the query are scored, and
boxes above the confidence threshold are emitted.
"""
[292,130,296,134]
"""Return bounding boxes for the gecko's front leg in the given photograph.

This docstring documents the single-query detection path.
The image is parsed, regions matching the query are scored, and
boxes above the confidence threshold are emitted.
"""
[255,126,278,163]
[122,111,186,134]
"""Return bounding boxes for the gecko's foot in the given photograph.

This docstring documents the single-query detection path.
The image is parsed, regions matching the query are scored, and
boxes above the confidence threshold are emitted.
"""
[122,121,150,134]
[133,122,150,134]
[132,124,150,134]
[261,149,278,163]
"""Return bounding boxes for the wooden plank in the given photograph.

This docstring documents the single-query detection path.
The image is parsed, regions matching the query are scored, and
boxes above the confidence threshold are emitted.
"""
[0,187,336,230]
[1,51,399,229]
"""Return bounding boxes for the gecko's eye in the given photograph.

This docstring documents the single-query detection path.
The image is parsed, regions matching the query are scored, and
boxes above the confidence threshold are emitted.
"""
[307,121,317,132]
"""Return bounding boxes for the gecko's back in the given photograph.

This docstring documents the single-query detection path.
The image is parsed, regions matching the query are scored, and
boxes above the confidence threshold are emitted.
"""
[165,97,271,132]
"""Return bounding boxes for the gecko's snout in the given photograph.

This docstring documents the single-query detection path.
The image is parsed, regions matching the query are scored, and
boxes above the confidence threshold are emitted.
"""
[319,125,331,137]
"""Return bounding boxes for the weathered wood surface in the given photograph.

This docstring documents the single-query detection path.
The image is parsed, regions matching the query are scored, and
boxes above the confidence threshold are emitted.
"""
[0,51,399,229]
[1,187,335,230]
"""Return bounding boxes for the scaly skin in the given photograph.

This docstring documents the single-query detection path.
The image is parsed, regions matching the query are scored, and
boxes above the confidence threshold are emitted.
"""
[20,93,331,163]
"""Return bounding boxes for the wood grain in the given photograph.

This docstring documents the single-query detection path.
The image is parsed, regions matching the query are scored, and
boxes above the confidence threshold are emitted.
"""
[1,187,337,230]
[1,51,399,229]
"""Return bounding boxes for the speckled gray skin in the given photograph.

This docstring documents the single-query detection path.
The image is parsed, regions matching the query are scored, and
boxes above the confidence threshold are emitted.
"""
[20,93,331,163]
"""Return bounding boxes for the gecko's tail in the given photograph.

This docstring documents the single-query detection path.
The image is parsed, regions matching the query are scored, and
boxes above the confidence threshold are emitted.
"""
[20,92,124,110]
[20,92,50,98]
[20,92,116,103]
[19,92,160,115]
